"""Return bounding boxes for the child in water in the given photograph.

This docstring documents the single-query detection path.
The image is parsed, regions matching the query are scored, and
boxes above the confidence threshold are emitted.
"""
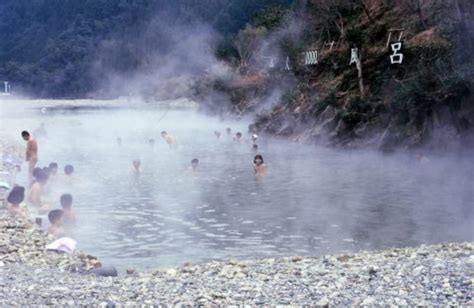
[253,154,267,176]
[7,186,28,219]
[47,209,65,238]
[60,193,76,223]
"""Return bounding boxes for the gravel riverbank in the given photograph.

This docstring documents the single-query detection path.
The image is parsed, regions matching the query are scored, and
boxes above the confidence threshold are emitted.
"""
[0,211,472,306]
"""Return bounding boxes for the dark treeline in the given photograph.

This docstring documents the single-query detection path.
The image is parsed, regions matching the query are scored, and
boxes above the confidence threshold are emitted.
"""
[0,0,292,98]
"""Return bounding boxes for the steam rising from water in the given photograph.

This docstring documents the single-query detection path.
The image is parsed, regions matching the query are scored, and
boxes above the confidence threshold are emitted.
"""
[1,99,473,270]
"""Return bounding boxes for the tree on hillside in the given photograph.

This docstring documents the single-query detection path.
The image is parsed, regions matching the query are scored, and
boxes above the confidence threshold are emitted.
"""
[307,0,358,43]
[406,0,427,29]
[235,25,266,71]
[355,0,375,24]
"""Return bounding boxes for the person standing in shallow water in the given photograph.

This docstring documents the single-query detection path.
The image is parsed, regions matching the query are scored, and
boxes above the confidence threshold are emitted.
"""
[253,154,267,177]
[21,131,38,182]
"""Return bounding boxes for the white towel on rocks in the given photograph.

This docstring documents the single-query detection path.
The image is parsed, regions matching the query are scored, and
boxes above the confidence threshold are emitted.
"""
[46,237,77,254]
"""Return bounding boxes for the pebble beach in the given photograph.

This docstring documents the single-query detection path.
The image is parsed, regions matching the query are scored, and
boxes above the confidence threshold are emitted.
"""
[0,213,472,306]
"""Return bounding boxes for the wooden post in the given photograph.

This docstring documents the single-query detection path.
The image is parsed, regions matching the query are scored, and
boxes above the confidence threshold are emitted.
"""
[356,55,365,97]
[386,28,405,48]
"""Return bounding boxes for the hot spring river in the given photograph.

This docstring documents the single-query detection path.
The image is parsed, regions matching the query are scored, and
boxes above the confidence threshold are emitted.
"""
[2,99,473,270]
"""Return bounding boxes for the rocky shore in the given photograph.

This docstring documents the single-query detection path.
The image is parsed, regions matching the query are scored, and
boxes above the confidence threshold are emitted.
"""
[0,210,472,306]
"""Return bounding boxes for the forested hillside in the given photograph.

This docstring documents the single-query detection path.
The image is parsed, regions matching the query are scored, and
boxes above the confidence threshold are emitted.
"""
[0,0,292,97]
[200,0,474,150]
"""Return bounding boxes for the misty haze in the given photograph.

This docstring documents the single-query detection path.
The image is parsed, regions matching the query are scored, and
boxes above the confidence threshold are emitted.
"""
[0,0,473,306]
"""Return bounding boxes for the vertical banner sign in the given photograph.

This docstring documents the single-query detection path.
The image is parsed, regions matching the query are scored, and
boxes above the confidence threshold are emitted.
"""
[350,48,359,65]
[268,57,276,69]
[285,56,291,71]
[304,50,318,65]
[390,42,403,64]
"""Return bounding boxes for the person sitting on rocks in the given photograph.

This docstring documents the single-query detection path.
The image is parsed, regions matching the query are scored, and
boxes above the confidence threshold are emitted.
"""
[60,193,76,223]
[7,185,28,219]
[86,255,102,270]
[253,154,267,177]
[28,167,50,214]
[47,209,65,238]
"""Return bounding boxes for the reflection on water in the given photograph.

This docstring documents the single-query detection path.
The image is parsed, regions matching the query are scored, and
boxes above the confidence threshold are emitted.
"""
[4,104,474,270]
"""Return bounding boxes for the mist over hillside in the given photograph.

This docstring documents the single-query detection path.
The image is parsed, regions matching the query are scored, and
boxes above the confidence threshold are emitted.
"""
[0,0,292,97]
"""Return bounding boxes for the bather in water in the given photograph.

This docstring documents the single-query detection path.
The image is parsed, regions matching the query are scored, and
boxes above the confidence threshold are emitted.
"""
[47,209,65,238]
[161,131,177,147]
[60,193,76,223]
[187,158,200,175]
[28,168,51,214]
[253,154,267,177]
[234,132,242,143]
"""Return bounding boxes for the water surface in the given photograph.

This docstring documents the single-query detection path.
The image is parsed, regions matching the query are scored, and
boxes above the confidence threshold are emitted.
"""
[2,100,473,270]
